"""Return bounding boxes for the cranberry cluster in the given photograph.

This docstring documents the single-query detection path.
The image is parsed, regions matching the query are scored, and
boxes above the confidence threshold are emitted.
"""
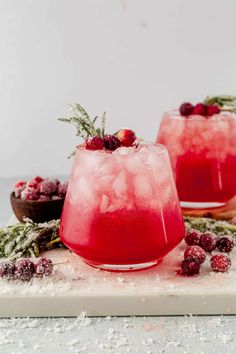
[0,257,53,281]
[86,129,136,151]
[179,102,220,117]
[181,229,234,275]
[14,176,68,201]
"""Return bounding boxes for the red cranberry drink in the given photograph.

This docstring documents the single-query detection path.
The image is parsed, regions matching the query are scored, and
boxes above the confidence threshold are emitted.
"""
[157,96,236,208]
[59,103,184,271]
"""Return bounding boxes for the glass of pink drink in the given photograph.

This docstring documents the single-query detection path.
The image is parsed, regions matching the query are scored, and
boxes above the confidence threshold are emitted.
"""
[157,111,236,208]
[59,143,184,271]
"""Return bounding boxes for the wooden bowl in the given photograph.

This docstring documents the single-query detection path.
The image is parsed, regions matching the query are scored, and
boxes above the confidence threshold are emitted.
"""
[10,192,65,223]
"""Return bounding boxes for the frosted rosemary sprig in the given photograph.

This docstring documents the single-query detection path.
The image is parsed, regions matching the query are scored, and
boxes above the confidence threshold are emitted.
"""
[204,95,236,113]
[184,216,236,238]
[0,219,61,260]
[58,103,106,157]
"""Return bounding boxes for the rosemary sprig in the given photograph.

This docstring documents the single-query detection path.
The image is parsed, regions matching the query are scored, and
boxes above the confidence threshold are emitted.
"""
[58,103,106,157]
[184,216,236,239]
[0,219,62,260]
[204,95,236,113]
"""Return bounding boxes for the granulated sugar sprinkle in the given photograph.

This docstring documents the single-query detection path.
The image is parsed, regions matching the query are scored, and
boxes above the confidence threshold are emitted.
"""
[0,315,235,354]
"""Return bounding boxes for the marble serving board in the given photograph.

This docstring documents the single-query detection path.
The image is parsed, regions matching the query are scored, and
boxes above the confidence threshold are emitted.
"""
[0,217,236,317]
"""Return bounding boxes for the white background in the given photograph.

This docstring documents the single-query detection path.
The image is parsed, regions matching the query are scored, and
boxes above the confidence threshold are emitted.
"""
[0,0,236,178]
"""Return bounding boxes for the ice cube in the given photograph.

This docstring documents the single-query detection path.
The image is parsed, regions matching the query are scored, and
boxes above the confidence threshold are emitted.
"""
[148,199,160,210]
[77,177,94,203]
[82,152,107,173]
[160,185,173,203]
[134,175,153,199]
[113,147,134,155]
[112,171,127,197]
[99,174,115,190]
[100,194,109,213]
[106,199,124,212]
[147,153,164,172]
[98,161,115,176]
[125,155,143,174]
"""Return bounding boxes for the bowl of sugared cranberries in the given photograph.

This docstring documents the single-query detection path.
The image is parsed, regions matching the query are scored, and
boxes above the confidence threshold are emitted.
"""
[11,176,68,223]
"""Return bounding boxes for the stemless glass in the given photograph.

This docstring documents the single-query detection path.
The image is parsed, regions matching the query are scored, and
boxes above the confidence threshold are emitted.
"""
[157,111,236,209]
[59,142,184,271]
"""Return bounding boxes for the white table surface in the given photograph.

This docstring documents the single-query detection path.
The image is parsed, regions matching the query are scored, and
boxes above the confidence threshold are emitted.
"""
[1,178,236,354]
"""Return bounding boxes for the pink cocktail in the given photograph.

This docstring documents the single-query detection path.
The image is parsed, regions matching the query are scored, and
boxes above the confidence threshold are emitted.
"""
[157,111,236,208]
[59,143,184,271]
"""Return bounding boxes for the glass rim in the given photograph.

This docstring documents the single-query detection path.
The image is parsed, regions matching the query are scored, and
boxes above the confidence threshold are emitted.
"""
[76,140,168,157]
[162,109,236,121]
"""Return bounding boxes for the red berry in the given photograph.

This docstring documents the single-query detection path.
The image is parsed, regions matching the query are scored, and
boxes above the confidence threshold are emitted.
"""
[21,187,38,201]
[116,129,136,147]
[103,135,121,151]
[184,245,206,264]
[34,257,53,277]
[57,181,68,198]
[40,179,58,196]
[192,103,208,116]
[181,257,200,276]
[14,181,27,198]
[200,232,217,252]
[0,261,15,279]
[179,102,194,116]
[210,254,231,272]
[207,105,220,116]
[14,180,26,188]
[86,136,104,150]
[216,236,234,253]
[14,259,35,281]
[185,229,201,246]
[33,176,43,183]
[27,180,39,190]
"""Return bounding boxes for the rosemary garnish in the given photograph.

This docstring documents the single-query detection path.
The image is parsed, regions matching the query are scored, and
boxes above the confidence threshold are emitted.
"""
[59,103,106,157]
[204,95,236,113]
[184,216,236,239]
[0,219,61,260]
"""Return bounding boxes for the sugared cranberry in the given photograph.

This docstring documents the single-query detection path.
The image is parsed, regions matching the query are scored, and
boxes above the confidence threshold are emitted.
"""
[14,181,26,198]
[0,261,15,279]
[192,103,208,116]
[181,257,200,276]
[40,179,58,196]
[14,180,26,188]
[34,257,53,277]
[210,254,231,272]
[179,102,194,116]
[57,181,68,198]
[27,180,39,190]
[216,236,234,253]
[200,232,217,252]
[207,105,220,116]
[185,229,201,246]
[184,245,206,264]
[86,136,104,150]
[21,187,38,201]
[103,135,121,151]
[116,129,136,147]
[14,259,35,281]
[33,176,43,183]
[50,178,60,185]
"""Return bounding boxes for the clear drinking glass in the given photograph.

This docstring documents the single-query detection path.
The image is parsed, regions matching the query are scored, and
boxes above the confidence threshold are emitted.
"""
[157,111,236,208]
[59,142,185,271]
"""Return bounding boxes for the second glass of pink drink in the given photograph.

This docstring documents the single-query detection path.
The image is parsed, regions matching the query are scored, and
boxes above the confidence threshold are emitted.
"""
[59,104,184,271]
[157,97,236,208]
